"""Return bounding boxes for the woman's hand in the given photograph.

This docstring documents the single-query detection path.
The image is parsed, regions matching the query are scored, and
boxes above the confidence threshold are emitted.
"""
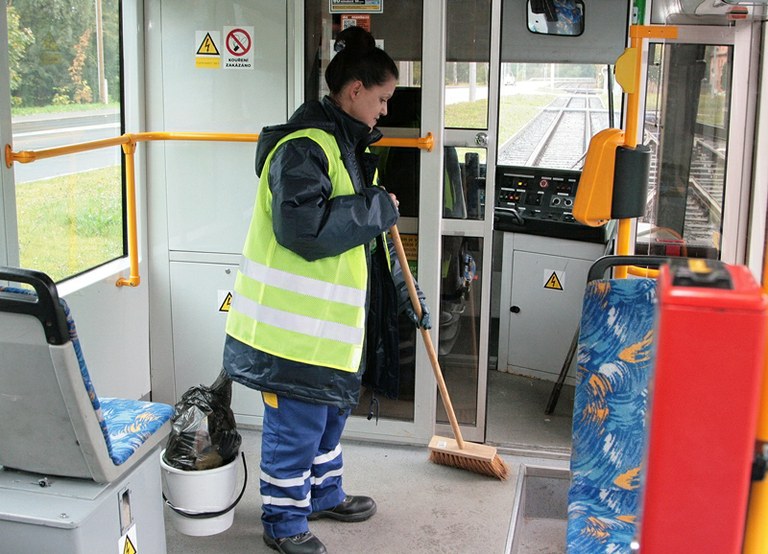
[389,193,399,211]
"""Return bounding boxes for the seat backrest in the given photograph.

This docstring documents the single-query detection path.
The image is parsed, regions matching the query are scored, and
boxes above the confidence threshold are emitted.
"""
[0,267,172,483]
[566,274,658,551]
[570,277,657,479]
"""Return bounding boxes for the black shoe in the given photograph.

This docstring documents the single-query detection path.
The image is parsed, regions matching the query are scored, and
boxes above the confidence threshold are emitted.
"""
[263,531,327,554]
[308,495,377,522]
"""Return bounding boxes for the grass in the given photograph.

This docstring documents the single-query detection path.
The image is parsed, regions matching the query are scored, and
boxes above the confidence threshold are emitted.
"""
[12,101,120,118]
[16,166,124,282]
[445,91,560,146]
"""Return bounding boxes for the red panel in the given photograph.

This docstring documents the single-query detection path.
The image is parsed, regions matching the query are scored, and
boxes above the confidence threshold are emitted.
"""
[639,263,767,553]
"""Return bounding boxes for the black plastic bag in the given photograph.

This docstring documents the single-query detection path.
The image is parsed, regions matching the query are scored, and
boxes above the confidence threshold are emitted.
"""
[163,369,242,471]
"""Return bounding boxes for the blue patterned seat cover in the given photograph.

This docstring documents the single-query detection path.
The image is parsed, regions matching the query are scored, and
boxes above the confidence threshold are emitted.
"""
[1,286,173,466]
[567,278,657,553]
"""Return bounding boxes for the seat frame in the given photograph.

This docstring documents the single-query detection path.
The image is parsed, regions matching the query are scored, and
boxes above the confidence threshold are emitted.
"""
[0,267,171,483]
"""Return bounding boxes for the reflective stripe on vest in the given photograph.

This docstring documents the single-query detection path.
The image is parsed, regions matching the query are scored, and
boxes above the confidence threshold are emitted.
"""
[226,128,367,373]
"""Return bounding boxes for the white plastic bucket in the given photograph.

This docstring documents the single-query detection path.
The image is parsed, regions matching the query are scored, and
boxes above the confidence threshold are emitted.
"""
[160,449,240,536]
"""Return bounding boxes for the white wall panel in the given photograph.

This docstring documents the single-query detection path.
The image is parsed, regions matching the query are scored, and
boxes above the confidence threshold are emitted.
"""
[147,0,290,404]
[159,0,288,254]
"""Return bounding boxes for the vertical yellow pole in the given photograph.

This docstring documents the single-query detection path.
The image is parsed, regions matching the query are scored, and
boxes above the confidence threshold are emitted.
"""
[116,140,140,287]
[614,25,677,278]
[615,29,643,278]
[743,256,768,553]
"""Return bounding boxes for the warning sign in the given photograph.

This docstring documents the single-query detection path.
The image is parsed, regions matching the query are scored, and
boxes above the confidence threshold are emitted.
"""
[219,290,233,313]
[223,26,254,70]
[195,31,221,69]
[197,32,219,55]
[118,524,138,554]
[544,270,564,291]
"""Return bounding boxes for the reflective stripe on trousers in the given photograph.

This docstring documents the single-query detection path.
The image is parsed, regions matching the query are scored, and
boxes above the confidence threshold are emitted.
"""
[260,394,349,539]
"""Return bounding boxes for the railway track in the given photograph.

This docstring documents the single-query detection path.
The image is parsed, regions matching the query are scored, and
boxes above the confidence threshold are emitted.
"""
[498,91,725,251]
[498,90,610,169]
[644,126,725,248]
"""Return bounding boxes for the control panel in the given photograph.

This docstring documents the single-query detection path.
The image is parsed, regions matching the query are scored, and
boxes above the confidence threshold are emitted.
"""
[494,165,613,243]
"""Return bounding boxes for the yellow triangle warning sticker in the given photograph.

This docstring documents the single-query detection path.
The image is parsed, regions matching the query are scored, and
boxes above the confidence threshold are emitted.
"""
[123,535,137,554]
[197,32,220,55]
[219,292,233,312]
[544,272,564,291]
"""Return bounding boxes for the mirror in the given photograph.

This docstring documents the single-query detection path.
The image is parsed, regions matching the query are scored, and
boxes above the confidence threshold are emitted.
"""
[527,0,585,36]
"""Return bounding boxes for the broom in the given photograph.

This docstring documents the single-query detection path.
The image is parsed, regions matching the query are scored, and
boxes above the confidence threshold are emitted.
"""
[390,225,510,480]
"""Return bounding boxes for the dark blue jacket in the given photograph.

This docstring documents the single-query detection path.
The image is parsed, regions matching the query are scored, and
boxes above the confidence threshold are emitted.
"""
[223,97,418,408]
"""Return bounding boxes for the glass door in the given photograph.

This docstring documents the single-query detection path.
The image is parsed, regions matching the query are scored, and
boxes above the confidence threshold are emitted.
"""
[438,0,495,443]
[635,24,753,264]
[303,0,431,442]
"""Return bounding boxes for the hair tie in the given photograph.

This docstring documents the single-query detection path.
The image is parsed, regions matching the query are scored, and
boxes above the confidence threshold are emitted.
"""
[334,39,346,53]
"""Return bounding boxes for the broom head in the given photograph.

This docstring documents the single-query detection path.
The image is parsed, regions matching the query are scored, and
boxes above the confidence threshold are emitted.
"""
[428,435,510,480]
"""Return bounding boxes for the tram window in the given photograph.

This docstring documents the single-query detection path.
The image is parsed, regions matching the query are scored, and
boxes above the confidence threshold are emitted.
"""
[527,0,585,37]
[436,235,483,428]
[445,0,491,130]
[445,147,487,221]
[372,138,487,224]
[636,43,731,260]
[305,1,424,424]
[304,0,423,103]
[496,62,622,170]
[8,0,123,282]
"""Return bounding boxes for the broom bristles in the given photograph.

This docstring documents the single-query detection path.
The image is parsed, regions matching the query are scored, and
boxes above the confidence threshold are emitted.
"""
[429,449,510,480]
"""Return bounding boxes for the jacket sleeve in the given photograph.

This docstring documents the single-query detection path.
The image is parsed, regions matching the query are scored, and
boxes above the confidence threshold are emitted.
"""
[268,137,399,261]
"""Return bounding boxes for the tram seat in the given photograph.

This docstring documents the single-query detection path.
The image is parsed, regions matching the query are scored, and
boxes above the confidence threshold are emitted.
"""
[0,266,174,484]
[566,256,663,552]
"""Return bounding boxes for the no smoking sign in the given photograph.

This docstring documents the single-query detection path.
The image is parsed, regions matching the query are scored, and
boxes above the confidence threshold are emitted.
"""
[223,26,254,69]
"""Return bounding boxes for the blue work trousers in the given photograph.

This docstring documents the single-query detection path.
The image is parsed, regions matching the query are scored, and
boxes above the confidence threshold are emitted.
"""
[260,394,348,538]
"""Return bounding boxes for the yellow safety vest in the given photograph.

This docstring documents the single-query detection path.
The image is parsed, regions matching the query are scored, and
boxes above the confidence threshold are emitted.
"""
[226,128,369,373]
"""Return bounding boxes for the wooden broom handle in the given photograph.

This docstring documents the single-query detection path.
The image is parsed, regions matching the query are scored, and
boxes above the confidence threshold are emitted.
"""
[390,225,466,449]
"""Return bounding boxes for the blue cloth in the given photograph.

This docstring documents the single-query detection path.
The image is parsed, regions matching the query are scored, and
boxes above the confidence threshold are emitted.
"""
[100,397,174,465]
[566,278,657,552]
[260,394,348,538]
[59,298,173,465]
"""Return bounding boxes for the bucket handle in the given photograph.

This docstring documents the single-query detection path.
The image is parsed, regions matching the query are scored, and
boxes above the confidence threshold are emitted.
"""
[163,452,248,520]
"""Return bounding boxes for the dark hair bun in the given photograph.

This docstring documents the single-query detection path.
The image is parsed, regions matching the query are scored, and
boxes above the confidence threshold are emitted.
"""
[325,25,398,95]
[333,26,376,54]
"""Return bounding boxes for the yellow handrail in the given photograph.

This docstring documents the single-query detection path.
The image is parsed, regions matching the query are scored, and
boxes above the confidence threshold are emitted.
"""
[5,135,132,167]
[743,254,768,553]
[118,140,139,286]
[5,130,434,287]
[614,25,678,279]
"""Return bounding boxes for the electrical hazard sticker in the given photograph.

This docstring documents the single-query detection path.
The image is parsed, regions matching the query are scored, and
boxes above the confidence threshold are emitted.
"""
[195,31,221,69]
[219,290,233,312]
[543,270,564,291]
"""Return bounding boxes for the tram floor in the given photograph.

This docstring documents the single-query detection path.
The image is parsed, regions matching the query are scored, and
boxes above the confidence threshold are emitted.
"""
[163,428,570,554]
[163,370,573,553]
[486,370,574,456]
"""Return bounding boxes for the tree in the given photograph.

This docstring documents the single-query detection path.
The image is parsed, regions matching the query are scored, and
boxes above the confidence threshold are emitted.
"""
[6,5,35,105]
[100,0,120,102]
[66,27,93,104]
[11,0,96,106]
